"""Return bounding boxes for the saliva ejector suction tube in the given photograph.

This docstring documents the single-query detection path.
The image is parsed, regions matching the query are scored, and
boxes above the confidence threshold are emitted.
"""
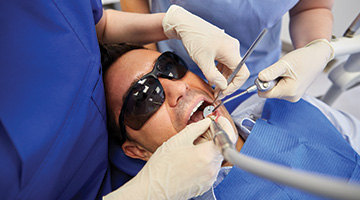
[210,119,360,200]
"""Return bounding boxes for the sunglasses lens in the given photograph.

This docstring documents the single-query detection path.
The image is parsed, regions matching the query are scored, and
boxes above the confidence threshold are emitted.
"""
[156,52,188,79]
[123,76,165,130]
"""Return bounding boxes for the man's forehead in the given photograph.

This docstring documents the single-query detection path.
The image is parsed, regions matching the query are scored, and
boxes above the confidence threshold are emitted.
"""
[119,50,158,82]
[116,49,159,76]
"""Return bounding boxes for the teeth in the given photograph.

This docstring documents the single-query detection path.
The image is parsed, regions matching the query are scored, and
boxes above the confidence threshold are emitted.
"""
[189,101,204,120]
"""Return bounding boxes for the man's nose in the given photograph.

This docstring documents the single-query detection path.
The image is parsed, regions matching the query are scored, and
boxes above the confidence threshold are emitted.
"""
[159,78,189,107]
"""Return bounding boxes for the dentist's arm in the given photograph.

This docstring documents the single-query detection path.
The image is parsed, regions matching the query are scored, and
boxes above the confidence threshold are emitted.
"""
[120,0,158,50]
[163,5,249,96]
[96,9,167,45]
[96,5,249,96]
[104,119,224,199]
[258,0,334,102]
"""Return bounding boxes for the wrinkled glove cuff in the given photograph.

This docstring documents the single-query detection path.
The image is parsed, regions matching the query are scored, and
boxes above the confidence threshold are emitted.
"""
[162,5,184,40]
[305,38,335,61]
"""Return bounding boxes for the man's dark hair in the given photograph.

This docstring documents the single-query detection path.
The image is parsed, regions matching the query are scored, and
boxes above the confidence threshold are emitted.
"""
[99,43,145,145]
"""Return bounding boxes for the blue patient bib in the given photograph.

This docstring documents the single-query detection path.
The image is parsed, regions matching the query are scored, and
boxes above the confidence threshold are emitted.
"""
[214,99,360,199]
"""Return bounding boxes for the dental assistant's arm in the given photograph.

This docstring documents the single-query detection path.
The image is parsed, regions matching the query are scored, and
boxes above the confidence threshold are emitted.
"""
[120,0,158,50]
[258,0,334,102]
[96,9,167,44]
[289,0,333,48]
[120,0,150,13]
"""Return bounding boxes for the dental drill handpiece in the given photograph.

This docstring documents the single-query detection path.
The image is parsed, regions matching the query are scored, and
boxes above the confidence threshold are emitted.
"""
[211,78,279,112]
[209,117,234,152]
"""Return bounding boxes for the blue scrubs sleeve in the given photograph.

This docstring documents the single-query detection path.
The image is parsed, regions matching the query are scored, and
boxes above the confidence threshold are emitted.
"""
[0,0,111,199]
[92,0,103,24]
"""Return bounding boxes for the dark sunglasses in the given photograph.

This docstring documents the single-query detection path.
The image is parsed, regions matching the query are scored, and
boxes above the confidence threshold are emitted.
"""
[119,51,188,133]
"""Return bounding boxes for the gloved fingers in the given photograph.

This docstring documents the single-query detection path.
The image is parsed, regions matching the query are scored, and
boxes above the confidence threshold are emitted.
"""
[213,40,245,95]
[162,5,188,40]
[198,59,227,90]
[258,60,292,100]
[258,60,288,82]
[213,87,224,100]
[258,39,334,103]
[222,63,250,96]
[172,118,212,145]
[188,141,223,197]
[215,116,238,144]
[258,57,303,102]
[193,129,213,145]
[258,77,302,102]
[188,139,223,186]
[215,38,241,71]
[195,140,224,167]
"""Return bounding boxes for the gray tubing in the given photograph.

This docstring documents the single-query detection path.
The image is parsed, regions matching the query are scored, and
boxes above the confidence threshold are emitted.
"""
[223,147,360,200]
[321,84,343,105]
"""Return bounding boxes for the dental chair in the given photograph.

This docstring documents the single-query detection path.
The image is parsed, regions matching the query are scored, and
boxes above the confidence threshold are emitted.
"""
[321,13,360,105]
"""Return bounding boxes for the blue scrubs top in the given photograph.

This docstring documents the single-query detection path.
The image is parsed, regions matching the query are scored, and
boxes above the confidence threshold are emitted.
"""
[0,0,111,199]
[151,0,299,112]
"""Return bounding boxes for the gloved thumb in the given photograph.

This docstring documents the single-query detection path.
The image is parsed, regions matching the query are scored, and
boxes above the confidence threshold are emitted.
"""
[258,60,298,101]
[198,59,227,90]
[258,61,288,82]
[175,118,212,145]
[222,63,250,96]
[214,39,248,95]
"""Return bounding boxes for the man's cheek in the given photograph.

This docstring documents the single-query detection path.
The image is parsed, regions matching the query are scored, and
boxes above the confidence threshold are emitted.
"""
[190,76,215,96]
[151,107,178,140]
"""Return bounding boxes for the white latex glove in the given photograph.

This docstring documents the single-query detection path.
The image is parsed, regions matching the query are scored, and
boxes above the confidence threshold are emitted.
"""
[258,39,334,102]
[162,5,249,96]
[103,118,223,200]
[196,116,238,146]
[215,116,238,145]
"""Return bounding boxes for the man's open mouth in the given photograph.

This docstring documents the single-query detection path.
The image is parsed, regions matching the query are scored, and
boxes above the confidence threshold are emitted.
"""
[187,100,213,125]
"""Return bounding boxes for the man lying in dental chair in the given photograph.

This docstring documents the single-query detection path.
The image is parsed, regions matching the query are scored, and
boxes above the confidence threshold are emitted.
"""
[101,43,360,199]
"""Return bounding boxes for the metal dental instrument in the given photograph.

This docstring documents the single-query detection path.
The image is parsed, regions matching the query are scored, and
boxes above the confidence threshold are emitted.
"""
[343,12,360,38]
[211,77,279,113]
[211,29,268,105]
[210,119,234,151]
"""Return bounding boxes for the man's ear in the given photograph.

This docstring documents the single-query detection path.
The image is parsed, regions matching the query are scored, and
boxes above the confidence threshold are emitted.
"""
[122,141,152,161]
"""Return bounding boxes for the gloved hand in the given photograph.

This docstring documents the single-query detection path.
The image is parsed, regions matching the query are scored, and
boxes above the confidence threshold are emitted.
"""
[195,116,238,146]
[258,39,334,102]
[215,116,238,145]
[162,5,249,96]
[103,118,223,200]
